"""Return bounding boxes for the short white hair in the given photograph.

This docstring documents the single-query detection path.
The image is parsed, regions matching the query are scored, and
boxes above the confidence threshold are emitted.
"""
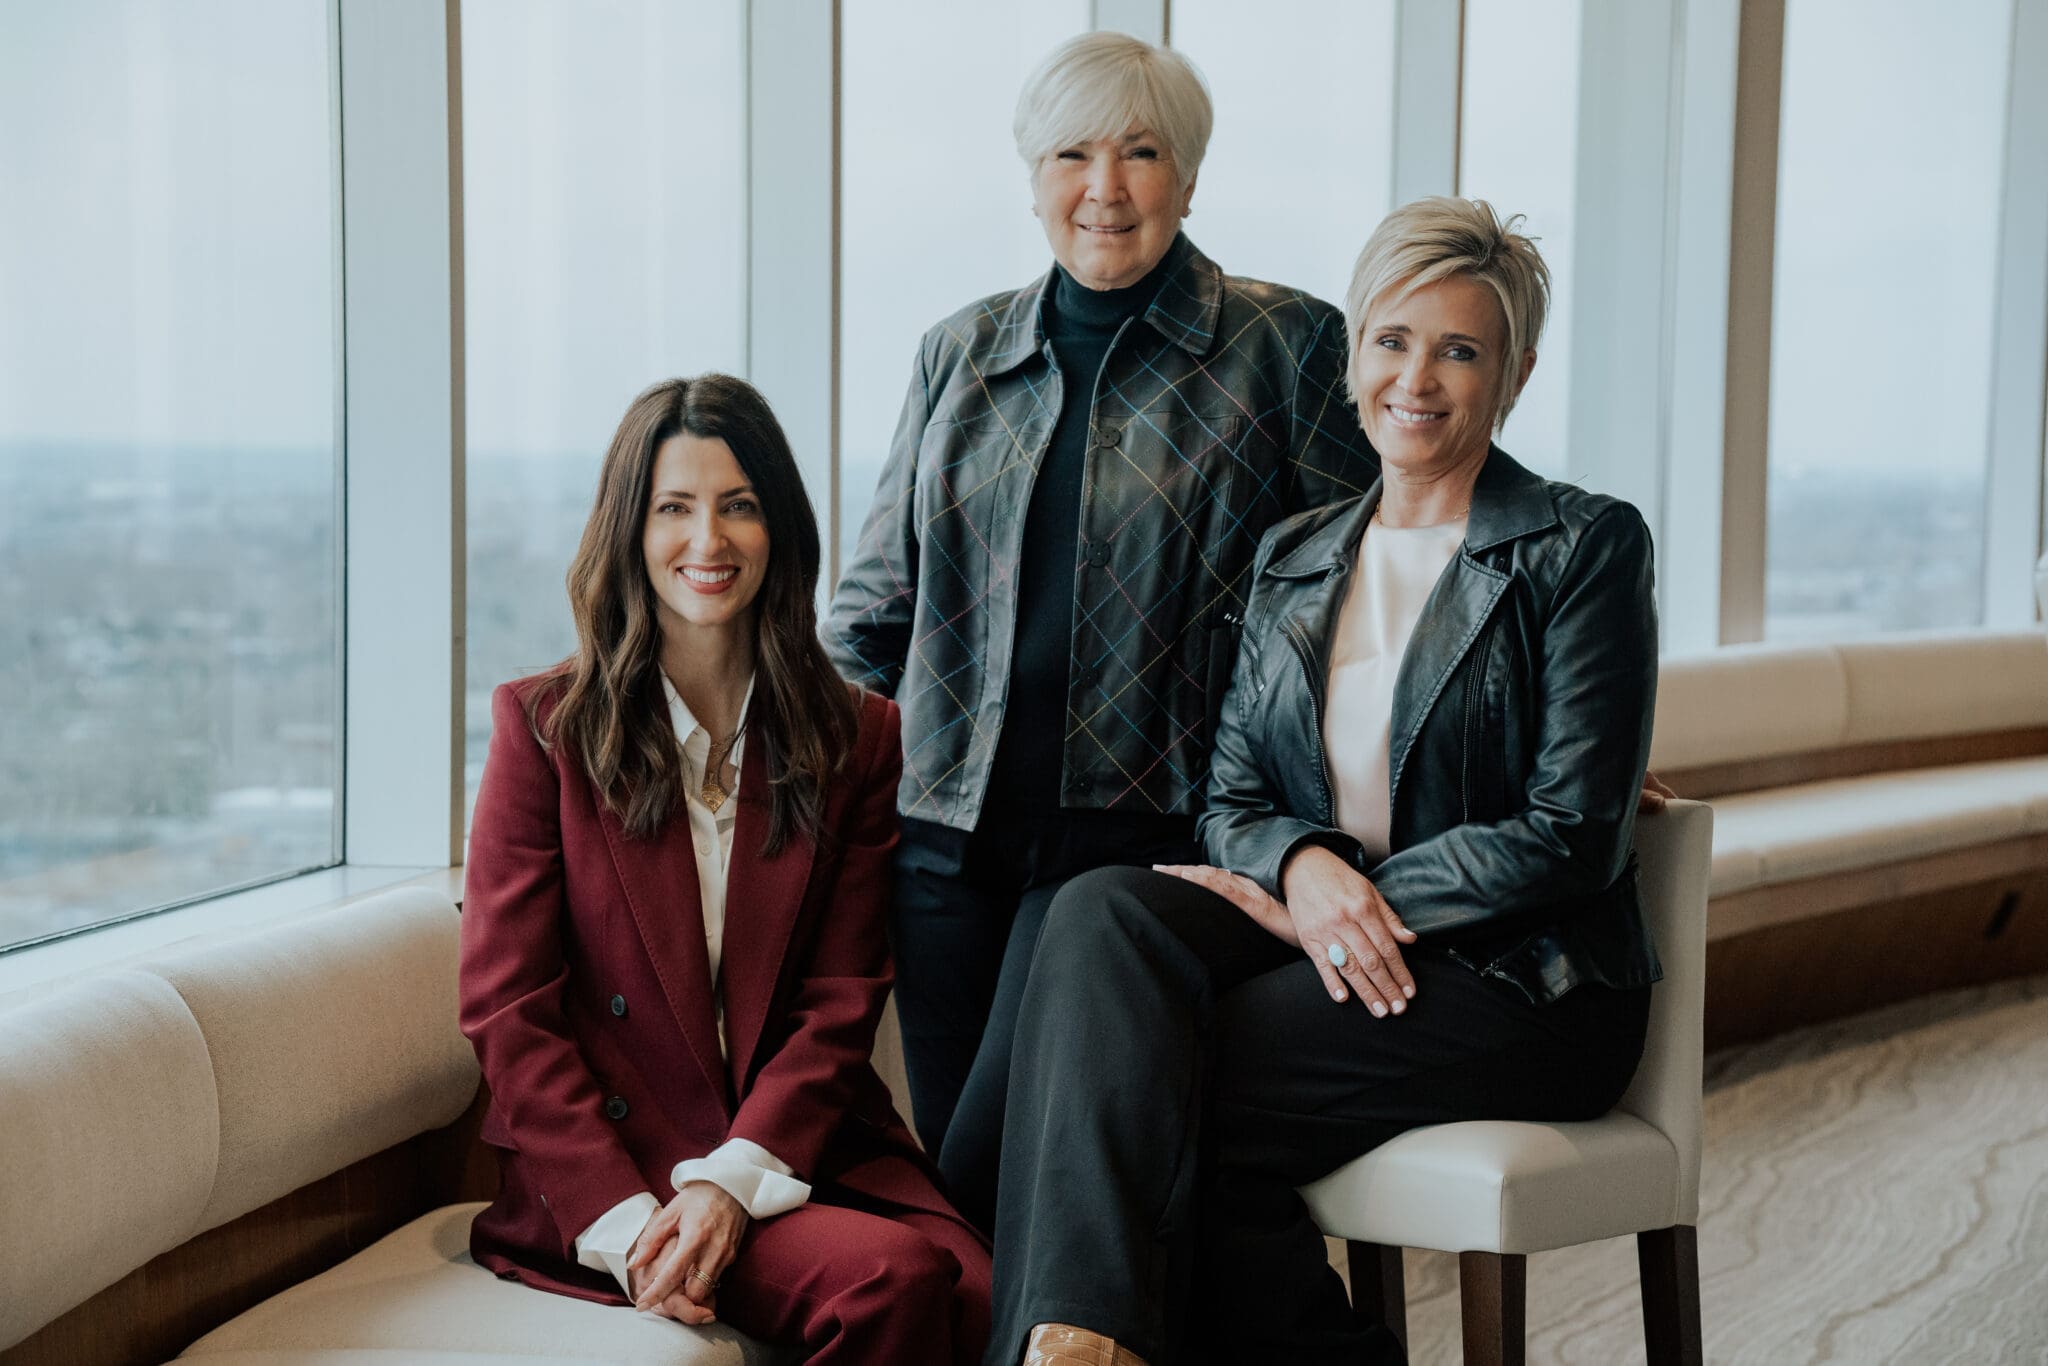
[1012,32,1213,189]
[1344,196,1552,430]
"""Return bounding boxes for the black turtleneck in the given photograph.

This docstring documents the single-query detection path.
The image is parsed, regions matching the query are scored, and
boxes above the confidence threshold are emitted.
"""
[987,250,1176,816]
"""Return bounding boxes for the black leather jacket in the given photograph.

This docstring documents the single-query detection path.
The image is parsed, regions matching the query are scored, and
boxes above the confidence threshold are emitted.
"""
[1199,449,1663,1003]
[826,235,1378,829]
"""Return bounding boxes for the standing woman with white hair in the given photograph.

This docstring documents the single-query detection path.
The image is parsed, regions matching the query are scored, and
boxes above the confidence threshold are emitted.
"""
[825,31,1378,1232]
[987,198,1663,1364]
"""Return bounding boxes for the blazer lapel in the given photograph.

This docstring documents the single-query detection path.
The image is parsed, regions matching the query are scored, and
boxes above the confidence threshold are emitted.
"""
[718,733,817,1091]
[599,803,732,1113]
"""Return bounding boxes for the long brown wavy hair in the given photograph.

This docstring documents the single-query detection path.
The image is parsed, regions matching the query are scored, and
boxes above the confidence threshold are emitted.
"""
[529,374,858,854]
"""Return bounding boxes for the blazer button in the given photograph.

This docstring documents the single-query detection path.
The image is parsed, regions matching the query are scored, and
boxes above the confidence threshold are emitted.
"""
[1094,423,1122,448]
[610,994,627,1017]
[1088,543,1111,568]
[604,1096,629,1121]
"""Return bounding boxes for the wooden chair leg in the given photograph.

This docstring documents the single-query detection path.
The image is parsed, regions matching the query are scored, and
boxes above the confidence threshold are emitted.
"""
[1458,1251,1526,1366]
[1346,1240,1407,1351]
[1637,1224,1703,1366]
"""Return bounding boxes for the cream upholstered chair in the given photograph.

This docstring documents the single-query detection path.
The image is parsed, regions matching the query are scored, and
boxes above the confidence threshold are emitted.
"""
[1299,800,1712,1366]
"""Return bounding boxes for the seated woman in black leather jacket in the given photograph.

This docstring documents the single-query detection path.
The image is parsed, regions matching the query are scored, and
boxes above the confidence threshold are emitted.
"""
[986,198,1662,1366]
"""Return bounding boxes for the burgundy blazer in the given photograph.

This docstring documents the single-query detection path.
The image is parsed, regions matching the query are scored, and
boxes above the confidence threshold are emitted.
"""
[459,676,945,1302]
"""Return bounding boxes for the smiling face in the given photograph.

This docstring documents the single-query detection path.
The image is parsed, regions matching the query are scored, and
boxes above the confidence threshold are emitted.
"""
[1031,128,1193,291]
[1352,273,1534,479]
[641,432,770,645]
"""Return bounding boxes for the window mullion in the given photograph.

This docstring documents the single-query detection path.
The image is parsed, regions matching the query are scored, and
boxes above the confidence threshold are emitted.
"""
[1659,0,1744,654]
[746,0,839,582]
[337,0,465,867]
[1983,0,2048,625]
[1392,0,1463,203]
[1091,0,1168,44]
[1561,0,1680,524]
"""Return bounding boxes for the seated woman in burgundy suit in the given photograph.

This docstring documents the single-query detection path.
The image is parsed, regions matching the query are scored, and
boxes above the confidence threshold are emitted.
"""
[460,374,992,1365]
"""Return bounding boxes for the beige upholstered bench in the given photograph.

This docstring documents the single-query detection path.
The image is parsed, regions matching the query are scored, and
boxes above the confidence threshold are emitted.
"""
[1652,629,2048,1045]
[8,631,2042,1363]
[0,887,787,1366]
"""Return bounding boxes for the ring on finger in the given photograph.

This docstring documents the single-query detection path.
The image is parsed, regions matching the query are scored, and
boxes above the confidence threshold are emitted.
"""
[1327,941,1350,969]
[687,1267,720,1291]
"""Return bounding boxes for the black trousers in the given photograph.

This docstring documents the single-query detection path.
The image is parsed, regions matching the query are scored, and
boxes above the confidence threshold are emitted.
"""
[987,866,1652,1366]
[890,813,1201,1232]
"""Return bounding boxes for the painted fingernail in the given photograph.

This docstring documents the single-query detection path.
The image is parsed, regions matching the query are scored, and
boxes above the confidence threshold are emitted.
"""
[1370,1001,1387,1018]
[1403,984,1415,998]
[1333,988,1346,1001]
[1390,999,1405,1014]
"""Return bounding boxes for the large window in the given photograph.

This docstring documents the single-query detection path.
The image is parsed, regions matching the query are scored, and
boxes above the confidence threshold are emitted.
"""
[1764,0,2013,639]
[1458,0,1581,478]
[0,1,338,951]
[1173,0,1396,310]
[837,1,1091,567]
[461,0,746,806]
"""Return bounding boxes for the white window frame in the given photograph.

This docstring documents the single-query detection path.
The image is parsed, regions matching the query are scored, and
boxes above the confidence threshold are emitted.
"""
[747,0,841,580]
[1985,0,2048,626]
[338,0,466,869]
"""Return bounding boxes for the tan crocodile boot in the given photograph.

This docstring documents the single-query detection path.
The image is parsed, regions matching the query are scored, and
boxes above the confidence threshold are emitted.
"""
[1021,1322,1150,1366]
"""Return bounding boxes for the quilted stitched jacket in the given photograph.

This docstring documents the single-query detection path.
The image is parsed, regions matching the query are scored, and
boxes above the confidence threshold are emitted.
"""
[826,235,1379,829]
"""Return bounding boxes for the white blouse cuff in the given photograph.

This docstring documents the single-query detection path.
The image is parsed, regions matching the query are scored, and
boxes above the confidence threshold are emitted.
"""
[572,1190,662,1297]
[671,1137,811,1219]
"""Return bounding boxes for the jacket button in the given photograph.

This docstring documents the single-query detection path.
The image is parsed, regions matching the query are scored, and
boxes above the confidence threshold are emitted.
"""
[604,1096,629,1121]
[1093,424,1122,448]
[1088,544,1110,568]
[610,994,627,1017]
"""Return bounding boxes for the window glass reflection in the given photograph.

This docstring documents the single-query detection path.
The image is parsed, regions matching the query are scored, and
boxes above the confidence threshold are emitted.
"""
[0,1,338,949]
[1173,0,1397,310]
[1459,0,1581,478]
[462,0,746,808]
[838,2,1092,574]
[1764,0,2010,638]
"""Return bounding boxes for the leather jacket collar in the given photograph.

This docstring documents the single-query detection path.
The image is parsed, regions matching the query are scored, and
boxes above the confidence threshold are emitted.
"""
[1263,443,1559,579]
[982,233,1224,376]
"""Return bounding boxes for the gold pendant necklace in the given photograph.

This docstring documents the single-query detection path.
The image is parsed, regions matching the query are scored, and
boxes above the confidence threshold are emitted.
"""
[700,729,740,812]
[1373,501,1470,529]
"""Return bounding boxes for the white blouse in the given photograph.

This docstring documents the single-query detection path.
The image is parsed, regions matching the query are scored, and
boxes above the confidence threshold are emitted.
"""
[1322,512,1467,862]
[573,671,810,1297]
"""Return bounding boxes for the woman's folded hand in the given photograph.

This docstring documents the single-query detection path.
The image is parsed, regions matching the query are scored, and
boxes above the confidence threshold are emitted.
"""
[627,1182,750,1324]
[1279,845,1418,1017]
[1153,861,1296,942]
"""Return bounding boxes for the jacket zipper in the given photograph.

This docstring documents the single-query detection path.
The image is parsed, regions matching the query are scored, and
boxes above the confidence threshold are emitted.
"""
[1283,617,1337,825]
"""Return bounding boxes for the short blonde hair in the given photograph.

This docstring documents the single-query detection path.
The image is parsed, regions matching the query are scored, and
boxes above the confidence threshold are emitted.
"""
[1344,197,1552,430]
[1013,32,1213,190]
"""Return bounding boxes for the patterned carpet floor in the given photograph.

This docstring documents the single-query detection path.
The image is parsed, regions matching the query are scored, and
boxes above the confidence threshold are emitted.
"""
[1362,974,2048,1364]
